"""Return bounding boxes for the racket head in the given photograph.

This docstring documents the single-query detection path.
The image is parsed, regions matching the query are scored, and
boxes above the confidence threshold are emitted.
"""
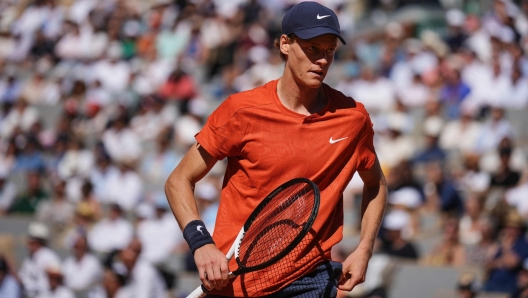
[234,177,320,273]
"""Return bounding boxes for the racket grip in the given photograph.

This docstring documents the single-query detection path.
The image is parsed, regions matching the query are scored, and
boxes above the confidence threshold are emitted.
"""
[187,284,208,298]
[186,273,236,298]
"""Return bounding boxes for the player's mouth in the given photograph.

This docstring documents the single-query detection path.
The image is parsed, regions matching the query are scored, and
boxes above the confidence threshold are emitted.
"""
[309,70,325,78]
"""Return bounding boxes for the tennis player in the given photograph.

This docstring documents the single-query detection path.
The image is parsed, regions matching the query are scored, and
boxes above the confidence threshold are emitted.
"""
[165,2,387,297]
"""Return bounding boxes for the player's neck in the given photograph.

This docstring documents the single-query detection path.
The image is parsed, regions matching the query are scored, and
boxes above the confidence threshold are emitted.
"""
[277,75,327,116]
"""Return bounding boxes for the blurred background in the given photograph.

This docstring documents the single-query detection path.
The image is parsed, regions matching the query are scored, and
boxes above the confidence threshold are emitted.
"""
[0,0,527,297]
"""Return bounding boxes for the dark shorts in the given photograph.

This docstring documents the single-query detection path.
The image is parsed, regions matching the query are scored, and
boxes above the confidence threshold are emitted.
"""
[206,261,342,298]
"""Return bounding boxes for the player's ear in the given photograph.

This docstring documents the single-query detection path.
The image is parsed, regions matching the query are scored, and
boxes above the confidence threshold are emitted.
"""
[280,34,291,57]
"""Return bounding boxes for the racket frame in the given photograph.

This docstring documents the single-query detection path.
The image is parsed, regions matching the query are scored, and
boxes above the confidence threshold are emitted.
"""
[186,178,319,298]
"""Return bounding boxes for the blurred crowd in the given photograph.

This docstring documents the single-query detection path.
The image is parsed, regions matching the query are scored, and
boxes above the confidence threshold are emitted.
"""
[0,0,527,297]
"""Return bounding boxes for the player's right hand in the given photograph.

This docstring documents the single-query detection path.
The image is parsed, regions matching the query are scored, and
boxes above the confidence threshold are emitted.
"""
[194,243,230,291]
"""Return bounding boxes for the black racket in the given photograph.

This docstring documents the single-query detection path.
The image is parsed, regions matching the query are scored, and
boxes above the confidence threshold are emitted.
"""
[187,177,320,298]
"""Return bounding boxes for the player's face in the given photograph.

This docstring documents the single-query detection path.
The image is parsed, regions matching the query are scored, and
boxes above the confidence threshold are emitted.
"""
[283,34,338,88]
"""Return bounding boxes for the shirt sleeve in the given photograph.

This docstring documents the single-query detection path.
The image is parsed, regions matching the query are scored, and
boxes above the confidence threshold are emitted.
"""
[195,96,243,160]
[356,115,377,172]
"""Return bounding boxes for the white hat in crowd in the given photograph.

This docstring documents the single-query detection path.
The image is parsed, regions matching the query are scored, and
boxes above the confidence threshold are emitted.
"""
[27,222,50,241]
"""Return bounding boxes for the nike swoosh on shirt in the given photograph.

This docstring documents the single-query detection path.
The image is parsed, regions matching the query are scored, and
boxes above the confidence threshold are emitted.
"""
[317,14,331,19]
[329,137,348,144]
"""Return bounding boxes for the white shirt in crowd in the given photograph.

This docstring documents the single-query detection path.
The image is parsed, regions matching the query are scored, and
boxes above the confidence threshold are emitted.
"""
[103,169,143,211]
[439,118,482,154]
[88,218,134,254]
[19,247,61,297]
[475,119,515,153]
[376,135,415,169]
[91,59,131,93]
[506,182,528,217]
[460,170,491,194]
[137,213,182,264]
[0,105,39,138]
[90,165,120,202]
[88,285,133,298]
[102,128,142,163]
[35,286,75,298]
[129,259,167,298]
[62,253,103,291]
[458,215,482,246]
[0,179,17,212]
[349,77,396,113]
[57,149,94,179]
[504,76,528,108]
[397,80,430,108]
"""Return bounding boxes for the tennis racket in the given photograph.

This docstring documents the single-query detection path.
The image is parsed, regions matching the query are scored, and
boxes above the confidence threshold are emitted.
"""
[187,177,320,298]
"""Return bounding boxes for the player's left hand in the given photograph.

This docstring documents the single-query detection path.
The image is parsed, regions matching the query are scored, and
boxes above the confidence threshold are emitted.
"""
[338,247,371,291]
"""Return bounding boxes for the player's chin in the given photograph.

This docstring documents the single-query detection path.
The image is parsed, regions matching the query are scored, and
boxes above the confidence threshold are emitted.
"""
[303,76,325,88]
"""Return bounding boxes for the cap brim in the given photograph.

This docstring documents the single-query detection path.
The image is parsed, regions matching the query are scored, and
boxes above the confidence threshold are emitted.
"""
[294,27,346,45]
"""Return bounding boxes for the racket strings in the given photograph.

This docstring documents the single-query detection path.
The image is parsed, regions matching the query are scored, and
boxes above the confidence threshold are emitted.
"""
[240,231,323,297]
[237,182,315,268]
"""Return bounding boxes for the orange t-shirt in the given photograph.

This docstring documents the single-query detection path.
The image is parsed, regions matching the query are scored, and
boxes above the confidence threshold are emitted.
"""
[195,79,376,297]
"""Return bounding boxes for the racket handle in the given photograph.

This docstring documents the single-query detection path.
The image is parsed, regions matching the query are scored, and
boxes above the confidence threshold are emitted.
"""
[186,284,208,298]
[186,273,236,298]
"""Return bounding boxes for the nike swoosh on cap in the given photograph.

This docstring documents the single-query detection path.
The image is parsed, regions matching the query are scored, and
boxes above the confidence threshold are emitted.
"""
[317,14,331,19]
[329,137,348,144]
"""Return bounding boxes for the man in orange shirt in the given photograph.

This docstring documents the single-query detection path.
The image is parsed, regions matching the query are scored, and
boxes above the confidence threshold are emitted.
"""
[165,2,387,297]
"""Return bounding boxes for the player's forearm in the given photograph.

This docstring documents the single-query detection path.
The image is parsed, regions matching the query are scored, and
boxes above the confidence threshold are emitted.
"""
[165,171,201,230]
[164,143,218,231]
[357,179,387,255]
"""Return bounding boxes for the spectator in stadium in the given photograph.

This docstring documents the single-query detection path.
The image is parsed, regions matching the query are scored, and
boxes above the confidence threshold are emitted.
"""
[102,161,143,212]
[483,211,528,295]
[379,210,419,260]
[439,106,483,154]
[490,140,522,189]
[35,265,75,298]
[444,9,467,52]
[62,235,102,293]
[9,171,48,214]
[136,193,182,265]
[475,106,515,154]
[20,69,60,106]
[516,260,528,298]
[140,128,182,188]
[0,98,39,139]
[456,272,478,298]
[116,238,166,298]
[439,67,471,120]
[423,162,463,216]
[465,216,498,266]
[458,154,490,195]
[19,222,61,297]
[75,181,101,222]
[413,117,446,164]
[158,69,198,114]
[0,256,21,298]
[423,217,466,266]
[13,137,46,173]
[57,138,95,180]
[88,204,133,255]
[101,114,142,164]
[0,167,17,216]
[35,179,75,232]
[458,195,485,246]
[88,267,131,298]
[89,154,119,204]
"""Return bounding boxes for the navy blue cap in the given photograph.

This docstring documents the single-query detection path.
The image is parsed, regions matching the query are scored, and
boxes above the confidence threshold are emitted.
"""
[282,1,346,45]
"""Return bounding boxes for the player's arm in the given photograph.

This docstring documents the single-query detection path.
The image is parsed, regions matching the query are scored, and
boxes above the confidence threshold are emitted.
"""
[164,142,229,291]
[338,157,388,291]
